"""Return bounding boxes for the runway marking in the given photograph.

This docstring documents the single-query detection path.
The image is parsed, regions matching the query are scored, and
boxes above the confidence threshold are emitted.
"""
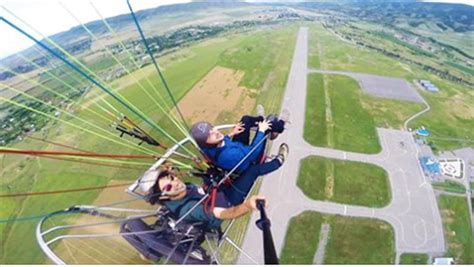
[343,205,347,215]
[343,152,347,160]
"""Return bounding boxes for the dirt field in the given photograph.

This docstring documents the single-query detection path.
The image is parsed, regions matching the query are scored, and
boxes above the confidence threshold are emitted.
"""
[175,66,256,125]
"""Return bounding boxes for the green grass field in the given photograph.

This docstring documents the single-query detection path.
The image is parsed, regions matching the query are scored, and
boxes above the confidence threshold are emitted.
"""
[432,180,466,194]
[304,73,327,147]
[361,95,424,129]
[329,75,381,153]
[304,72,381,154]
[308,23,474,151]
[297,156,390,207]
[280,211,323,264]
[325,215,395,264]
[399,253,429,264]
[0,24,298,264]
[438,195,474,264]
[280,211,395,264]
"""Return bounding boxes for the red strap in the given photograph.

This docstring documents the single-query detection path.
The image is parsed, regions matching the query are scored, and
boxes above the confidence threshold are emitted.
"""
[224,176,232,186]
[210,187,217,214]
[204,187,217,215]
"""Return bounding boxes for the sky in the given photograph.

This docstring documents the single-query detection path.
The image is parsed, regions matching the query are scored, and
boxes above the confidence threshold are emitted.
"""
[0,0,472,59]
[0,0,191,59]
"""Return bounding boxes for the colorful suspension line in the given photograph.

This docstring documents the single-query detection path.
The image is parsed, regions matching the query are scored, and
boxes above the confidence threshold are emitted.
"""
[127,0,190,132]
[0,72,115,127]
[25,47,121,117]
[2,6,122,115]
[0,84,159,157]
[0,96,186,168]
[1,15,196,159]
[38,154,145,171]
[88,2,189,138]
[0,147,154,167]
[0,183,130,198]
[0,67,68,101]
[25,135,99,153]
[127,0,208,161]
[63,2,190,140]
[0,148,158,160]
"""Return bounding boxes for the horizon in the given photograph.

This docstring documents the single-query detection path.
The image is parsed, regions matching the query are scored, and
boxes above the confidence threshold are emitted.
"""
[0,0,472,60]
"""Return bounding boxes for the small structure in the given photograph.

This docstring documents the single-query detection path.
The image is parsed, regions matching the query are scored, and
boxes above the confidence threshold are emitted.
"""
[416,126,430,137]
[420,156,441,175]
[419,80,439,92]
[433,257,454,265]
[439,158,464,179]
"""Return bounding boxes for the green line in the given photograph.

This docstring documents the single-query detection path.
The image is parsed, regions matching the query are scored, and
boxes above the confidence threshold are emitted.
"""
[0,66,68,101]
[0,96,191,169]
[0,88,156,157]
[61,3,189,142]
[15,51,120,118]
[1,84,162,157]
[0,66,115,126]
[90,2,175,114]
[89,2,191,138]
[0,147,152,166]
[5,8,195,157]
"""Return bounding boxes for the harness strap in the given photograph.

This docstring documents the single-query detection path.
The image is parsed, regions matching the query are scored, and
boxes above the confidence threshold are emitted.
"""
[203,186,217,215]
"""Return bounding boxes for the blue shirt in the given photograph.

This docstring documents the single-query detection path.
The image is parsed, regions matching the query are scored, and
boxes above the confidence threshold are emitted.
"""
[164,184,231,229]
[202,131,265,173]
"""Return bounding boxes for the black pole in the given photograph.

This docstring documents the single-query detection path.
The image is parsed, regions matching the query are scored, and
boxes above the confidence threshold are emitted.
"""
[255,200,279,264]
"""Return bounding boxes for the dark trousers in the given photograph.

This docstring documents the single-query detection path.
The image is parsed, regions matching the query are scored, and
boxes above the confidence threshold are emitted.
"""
[223,158,282,205]
[232,115,285,145]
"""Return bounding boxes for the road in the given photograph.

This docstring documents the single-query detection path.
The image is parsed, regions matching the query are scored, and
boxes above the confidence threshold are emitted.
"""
[237,27,445,264]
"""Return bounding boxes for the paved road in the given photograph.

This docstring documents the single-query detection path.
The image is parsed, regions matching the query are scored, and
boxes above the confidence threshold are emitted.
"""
[313,224,330,264]
[308,69,424,103]
[237,27,445,264]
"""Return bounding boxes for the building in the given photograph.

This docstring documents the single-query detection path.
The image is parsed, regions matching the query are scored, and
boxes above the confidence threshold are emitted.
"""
[420,156,441,175]
[419,79,439,92]
[433,257,454,265]
[416,126,430,137]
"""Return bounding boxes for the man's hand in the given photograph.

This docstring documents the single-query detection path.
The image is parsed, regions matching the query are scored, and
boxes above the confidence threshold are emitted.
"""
[230,122,245,137]
[258,120,272,133]
[246,195,268,210]
[215,195,268,220]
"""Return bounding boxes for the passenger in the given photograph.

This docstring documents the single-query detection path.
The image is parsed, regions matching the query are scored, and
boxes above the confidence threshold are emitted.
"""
[190,105,290,174]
